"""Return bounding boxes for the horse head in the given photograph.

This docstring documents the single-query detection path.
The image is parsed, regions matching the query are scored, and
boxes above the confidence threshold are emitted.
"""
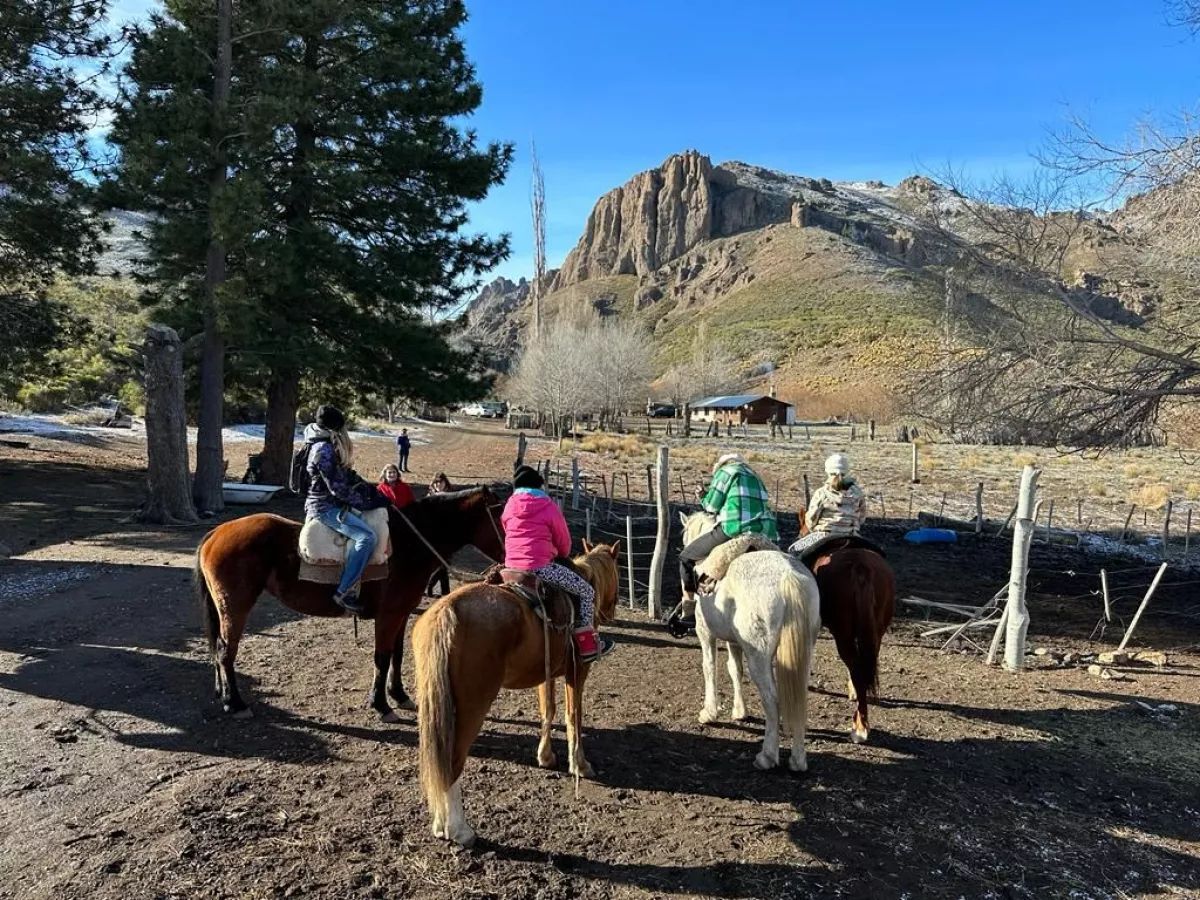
[679,509,717,545]
[577,540,621,624]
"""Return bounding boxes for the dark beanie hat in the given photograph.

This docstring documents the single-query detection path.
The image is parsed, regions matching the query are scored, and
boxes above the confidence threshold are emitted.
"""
[315,404,346,431]
[513,464,544,490]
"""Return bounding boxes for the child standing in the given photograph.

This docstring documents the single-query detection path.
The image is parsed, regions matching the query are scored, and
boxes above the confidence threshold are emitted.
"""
[377,464,414,509]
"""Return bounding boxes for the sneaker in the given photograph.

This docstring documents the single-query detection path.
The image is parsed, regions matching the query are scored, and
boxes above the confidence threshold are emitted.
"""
[574,628,616,663]
[333,588,366,615]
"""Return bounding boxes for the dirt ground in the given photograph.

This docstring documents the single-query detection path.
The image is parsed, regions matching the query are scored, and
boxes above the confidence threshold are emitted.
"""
[1,422,1198,900]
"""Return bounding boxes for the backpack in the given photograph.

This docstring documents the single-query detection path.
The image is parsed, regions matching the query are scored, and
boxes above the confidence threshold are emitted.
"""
[288,437,329,495]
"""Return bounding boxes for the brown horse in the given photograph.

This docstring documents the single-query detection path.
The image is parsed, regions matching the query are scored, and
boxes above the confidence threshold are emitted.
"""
[414,541,620,847]
[798,524,895,743]
[194,487,506,721]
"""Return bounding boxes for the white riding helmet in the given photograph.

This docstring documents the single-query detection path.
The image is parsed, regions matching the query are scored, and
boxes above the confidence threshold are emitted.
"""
[713,452,744,474]
[824,452,850,476]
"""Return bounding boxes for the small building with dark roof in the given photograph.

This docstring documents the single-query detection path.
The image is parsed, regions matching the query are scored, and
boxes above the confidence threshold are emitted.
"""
[689,393,795,426]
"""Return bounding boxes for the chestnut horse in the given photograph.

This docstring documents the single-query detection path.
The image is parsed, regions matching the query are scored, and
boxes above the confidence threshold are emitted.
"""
[414,541,620,847]
[194,487,505,721]
[797,523,895,743]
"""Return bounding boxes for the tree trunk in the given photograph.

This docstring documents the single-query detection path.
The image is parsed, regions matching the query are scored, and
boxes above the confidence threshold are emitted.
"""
[192,0,233,515]
[141,325,198,525]
[260,373,300,485]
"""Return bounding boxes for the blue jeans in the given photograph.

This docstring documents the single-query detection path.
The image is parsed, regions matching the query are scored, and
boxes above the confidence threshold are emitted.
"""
[318,508,377,595]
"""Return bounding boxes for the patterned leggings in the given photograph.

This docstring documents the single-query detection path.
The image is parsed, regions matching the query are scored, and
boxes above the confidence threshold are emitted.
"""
[533,562,595,628]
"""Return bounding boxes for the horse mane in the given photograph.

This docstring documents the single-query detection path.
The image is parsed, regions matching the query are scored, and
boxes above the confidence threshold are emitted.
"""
[574,544,619,623]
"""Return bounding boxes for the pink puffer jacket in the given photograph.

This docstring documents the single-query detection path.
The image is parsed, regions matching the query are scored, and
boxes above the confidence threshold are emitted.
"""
[501,490,571,571]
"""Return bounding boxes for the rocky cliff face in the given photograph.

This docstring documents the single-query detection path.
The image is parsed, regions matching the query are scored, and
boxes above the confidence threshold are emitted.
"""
[551,151,793,288]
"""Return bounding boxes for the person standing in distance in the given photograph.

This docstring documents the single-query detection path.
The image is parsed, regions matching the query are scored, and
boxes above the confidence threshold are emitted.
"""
[396,428,412,473]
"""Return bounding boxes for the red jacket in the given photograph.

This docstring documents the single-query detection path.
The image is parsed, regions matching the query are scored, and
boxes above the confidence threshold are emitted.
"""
[501,489,570,571]
[377,480,414,509]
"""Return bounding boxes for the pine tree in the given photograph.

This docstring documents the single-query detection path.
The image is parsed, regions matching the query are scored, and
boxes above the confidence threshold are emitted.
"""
[1,0,112,375]
[110,0,512,482]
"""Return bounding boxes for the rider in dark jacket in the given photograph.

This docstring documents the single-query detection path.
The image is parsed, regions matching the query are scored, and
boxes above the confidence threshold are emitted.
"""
[302,405,389,614]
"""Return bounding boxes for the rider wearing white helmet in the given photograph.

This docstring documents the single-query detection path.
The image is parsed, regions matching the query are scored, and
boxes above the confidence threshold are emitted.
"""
[804,452,867,539]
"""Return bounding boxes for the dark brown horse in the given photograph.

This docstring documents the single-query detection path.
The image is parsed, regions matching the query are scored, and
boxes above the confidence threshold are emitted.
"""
[194,487,505,721]
[799,526,895,743]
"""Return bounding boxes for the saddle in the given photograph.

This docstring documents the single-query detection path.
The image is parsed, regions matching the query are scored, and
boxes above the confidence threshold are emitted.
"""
[298,507,392,586]
[484,565,577,629]
[792,534,886,568]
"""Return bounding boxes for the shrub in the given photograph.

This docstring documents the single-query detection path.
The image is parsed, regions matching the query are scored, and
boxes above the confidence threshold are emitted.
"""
[1130,482,1171,510]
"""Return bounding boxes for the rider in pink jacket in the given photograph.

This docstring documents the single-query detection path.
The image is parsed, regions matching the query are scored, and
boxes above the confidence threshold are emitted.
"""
[501,465,615,662]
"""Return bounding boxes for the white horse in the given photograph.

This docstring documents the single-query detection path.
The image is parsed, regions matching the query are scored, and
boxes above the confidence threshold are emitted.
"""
[679,511,822,771]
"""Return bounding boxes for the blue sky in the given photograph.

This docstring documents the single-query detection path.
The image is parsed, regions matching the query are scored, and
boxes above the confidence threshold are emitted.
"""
[104,0,1200,282]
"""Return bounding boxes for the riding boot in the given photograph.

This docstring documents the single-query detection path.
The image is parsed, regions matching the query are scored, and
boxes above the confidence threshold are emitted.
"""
[574,627,616,663]
[665,594,697,638]
[333,586,367,615]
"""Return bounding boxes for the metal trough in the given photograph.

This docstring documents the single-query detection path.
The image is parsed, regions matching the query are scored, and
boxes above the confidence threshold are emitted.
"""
[222,483,286,505]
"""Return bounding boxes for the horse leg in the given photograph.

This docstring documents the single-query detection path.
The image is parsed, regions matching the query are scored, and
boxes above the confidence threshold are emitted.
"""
[830,629,864,743]
[217,601,252,717]
[726,641,748,721]
[789,629,816,773]
[564,665,594,778]
[696,615,721,725]
[444,679,501,847]
[536,679,558,769]
[743,645,779,770]
[386,612,416,711]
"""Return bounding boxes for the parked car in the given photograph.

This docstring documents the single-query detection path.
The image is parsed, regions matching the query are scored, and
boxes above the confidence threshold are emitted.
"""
[647,403,677,418]
[461,401,506,418]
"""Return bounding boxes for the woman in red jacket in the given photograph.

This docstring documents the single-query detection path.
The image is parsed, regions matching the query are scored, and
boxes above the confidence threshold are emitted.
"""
[377,464,414,509]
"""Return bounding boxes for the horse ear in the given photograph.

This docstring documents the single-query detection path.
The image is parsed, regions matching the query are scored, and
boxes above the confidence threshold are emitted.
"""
[608,540,620,558]
[678,511,688,526]
[582,539,593,553]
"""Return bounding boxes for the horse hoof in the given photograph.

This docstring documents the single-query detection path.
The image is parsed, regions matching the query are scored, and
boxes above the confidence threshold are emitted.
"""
[392,696,417,712]
[537,751,558,769]
[698,708,720,726]
[788,753,808,773]
[850,726,869,745]
[754,751,778,771]
[449,825,476,848]
[380,710,402,725]
[571,760,596,779]
[431,821,447,840]
[731,707,748,722]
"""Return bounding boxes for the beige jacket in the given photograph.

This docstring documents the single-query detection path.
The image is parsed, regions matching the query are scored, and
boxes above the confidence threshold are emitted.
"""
[806,481,867,535]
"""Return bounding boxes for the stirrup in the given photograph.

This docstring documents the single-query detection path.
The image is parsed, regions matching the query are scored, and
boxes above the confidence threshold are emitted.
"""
[333,588,366,615]
[665,602,695,639]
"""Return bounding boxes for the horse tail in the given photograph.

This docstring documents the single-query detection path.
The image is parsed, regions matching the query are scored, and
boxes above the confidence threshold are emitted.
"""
[194,528,220,657]
[415,599,458,825]
[850,563,880,699]
[775,564,815,736]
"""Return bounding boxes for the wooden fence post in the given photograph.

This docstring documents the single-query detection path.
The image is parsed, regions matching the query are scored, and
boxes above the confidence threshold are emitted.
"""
[869,419,876,441]
[626,515,636,609]
[647,446,670,619]
[911,442,920,484]
[682,403,691,438]
[1002,465,1040,671]
[1100,568,1111,623]
[1117,562,1168,652]
[1044,498,1054,545]
[585,508,592,543]
[645,465,653,503]
[1120,505,1136,544]
[802,473,811,508]
[515,431,527,468]
[571,457,580,510]
[1162,500,1173,560]
[974,482,984,536]
[1186,507,1193,557]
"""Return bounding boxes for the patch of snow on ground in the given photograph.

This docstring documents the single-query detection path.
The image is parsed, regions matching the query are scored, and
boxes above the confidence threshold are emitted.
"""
[0,565,102,602]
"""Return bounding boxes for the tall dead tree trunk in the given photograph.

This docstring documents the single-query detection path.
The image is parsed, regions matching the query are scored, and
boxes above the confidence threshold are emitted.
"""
[260,373,300,485]
[193,0,233,514]
[142,325,198,525]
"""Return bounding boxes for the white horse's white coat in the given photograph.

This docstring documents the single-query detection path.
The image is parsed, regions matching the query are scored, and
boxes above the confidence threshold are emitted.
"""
[681,512,822,771]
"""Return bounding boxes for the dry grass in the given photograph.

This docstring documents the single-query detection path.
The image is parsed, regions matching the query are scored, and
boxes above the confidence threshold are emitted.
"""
[1012,451,1039,469]
[576,432,654,459]
[1130,482,1172,510]
[1187,482,1200,501]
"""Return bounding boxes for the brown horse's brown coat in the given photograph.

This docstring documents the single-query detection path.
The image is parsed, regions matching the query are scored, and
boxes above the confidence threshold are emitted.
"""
[194,488,505,719]
[808,542,895,742]
[414,542,619,845]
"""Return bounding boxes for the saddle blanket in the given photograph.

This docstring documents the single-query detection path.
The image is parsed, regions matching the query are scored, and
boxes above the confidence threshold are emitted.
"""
[696,533,778,582]
[299,507,391,568]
